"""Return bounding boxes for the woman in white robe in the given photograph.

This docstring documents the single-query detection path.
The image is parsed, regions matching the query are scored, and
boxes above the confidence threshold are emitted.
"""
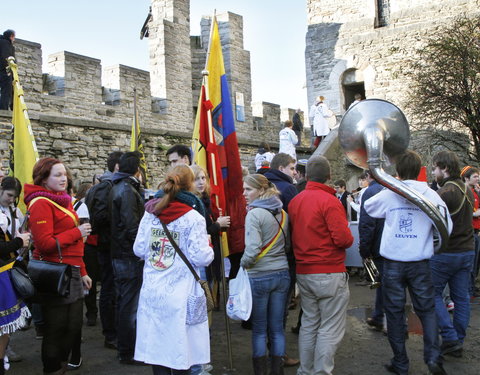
[133,165,214,375]
[309,96,334,148]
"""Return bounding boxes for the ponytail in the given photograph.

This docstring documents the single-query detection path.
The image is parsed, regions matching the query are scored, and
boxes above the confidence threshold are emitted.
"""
[154,165,194,213]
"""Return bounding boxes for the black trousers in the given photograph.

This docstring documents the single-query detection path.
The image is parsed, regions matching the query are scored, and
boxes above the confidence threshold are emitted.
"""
[0,72,12,110]
[41,298,83,373]
[83,244,100,319]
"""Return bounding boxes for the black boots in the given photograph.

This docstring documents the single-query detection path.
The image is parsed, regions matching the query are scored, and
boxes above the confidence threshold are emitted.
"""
[252,356,267,375]
[0,358,4,375]
[270,356,284,375]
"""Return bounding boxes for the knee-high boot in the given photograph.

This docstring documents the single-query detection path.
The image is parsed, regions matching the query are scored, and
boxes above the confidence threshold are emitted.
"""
[270,356,284,375]
[252,356,267,375]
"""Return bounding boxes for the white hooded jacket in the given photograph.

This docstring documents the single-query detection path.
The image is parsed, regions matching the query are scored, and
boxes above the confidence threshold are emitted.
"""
[133,209,213,368]
[364,180,452,262]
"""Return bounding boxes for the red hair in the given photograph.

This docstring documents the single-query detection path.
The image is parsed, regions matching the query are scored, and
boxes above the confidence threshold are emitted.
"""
[32,157,62,186]
[154,165,194,213]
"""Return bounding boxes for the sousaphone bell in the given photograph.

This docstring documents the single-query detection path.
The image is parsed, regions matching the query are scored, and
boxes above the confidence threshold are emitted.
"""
[338,99,449,254]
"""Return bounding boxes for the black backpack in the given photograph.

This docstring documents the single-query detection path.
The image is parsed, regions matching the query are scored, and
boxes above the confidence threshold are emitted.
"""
[84,179,113,237]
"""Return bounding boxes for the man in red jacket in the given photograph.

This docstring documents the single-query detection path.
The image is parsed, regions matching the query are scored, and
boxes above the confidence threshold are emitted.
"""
[289,156,353,375]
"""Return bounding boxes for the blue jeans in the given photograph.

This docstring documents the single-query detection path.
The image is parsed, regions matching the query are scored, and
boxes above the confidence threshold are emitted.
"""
[382,260,440,374]
[430,251,474,343]
[112,257,144,359]
[470,234,480,295]
[249,269,290,358]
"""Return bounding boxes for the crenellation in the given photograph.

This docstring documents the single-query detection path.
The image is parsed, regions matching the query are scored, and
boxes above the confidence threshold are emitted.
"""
[0,0,304,183]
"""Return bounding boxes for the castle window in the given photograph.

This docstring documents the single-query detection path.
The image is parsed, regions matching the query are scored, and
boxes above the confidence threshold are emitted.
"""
[375,0,390,28]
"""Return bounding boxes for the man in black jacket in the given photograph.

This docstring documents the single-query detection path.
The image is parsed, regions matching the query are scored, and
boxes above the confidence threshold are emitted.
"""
[85,151,123,347]
[109,151,145,365]
[292,109,303,146]
[431,150,475,358]
[0,29,15,110]
[358,171,385,330]
[264,153,297,212]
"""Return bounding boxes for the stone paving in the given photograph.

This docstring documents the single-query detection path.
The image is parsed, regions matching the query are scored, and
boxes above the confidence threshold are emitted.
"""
[8,276,480,374]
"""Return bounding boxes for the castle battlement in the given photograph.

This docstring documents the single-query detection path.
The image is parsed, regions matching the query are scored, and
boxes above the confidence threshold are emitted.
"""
[0,0,309,187]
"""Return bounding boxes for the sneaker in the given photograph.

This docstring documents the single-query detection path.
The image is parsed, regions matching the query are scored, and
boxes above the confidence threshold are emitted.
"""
[283,354,300,367]
[35,325,45,340]
[441,340,462,356]
[427,361,447,375]
[355,280,370,286]
[86,316,97,326]
[366,317,383,331]
[119,357,148,366]
[104,339,117,350]
[5,346,22,362]
[203,364,213,372]
[67,357,82,370]
[446,302,454,312]
[384,363,402,374]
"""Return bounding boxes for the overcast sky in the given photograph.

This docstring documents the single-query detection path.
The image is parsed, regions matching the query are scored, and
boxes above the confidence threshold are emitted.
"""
[1,0,308,111]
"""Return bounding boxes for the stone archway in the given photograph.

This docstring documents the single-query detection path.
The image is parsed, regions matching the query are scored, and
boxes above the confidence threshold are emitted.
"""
[342,69,365,110]
[328,59,376,114]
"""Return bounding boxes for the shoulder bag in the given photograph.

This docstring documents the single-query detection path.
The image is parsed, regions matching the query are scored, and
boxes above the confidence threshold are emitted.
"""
[28,239,72,297]
[160,222,214,316]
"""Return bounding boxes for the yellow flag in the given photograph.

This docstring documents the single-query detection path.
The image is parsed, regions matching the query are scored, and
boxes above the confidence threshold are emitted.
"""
[8,57,39,213]
[130,89,149,188]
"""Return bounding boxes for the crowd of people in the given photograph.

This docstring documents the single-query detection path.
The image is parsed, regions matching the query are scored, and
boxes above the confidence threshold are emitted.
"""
[0,139,479,375]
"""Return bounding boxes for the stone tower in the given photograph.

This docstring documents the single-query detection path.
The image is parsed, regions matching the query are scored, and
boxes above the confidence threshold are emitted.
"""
[305,0,480,116]
[148,0,193,129]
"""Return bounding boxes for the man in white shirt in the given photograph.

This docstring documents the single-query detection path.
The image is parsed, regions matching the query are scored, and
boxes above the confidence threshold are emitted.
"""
[364,150,452,375]
[278,120,298,160]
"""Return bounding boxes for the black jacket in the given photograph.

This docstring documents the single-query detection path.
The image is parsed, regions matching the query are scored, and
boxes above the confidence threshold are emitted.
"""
[85,171,114,248]
[359,181,385,259]
[0,35,15,71]
[109,173,144,259]
[264,169,298,212]
[292,113,303,132]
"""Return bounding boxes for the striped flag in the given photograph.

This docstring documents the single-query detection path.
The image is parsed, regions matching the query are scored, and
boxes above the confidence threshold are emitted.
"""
[8,57,39,213]
[197,17,246,256]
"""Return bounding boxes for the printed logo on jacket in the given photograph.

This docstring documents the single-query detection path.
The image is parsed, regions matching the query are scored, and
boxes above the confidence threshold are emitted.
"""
[149,228,178,270]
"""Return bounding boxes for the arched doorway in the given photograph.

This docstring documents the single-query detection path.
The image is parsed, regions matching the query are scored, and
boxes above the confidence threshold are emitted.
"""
[342,69,365,110]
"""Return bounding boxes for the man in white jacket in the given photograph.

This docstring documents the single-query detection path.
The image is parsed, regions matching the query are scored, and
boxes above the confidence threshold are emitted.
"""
[278,120,298,160]
[364,150,452,375]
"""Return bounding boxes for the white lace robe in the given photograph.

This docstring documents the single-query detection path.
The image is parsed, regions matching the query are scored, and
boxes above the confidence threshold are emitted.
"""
[133,209,214,369]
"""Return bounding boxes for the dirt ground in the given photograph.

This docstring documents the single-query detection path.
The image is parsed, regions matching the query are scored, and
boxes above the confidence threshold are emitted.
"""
[8,275,480,374]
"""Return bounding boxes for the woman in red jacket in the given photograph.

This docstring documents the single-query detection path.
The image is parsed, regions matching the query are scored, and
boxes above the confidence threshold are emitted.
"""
[24,158,91,375]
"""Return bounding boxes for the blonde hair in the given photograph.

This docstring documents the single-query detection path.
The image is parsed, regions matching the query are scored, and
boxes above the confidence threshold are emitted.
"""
[191,164,211,196]
[243,174,280,199]
[154,165,194,212]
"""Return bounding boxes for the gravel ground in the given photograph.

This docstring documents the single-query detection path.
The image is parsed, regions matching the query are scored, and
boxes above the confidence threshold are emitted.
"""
[8,275,480,374]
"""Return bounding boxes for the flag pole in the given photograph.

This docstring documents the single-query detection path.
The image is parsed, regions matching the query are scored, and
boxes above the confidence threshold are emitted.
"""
[133,88,138,148]
[203,68,235,374]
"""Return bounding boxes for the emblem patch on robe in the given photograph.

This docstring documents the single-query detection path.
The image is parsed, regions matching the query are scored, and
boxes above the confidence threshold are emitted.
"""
[149,228,178,270]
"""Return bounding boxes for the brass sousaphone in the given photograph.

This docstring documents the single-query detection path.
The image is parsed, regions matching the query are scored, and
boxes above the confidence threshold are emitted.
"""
[339,99,449,255]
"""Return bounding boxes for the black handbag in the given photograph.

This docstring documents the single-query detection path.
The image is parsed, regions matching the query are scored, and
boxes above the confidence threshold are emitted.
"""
[10,262,36,299]
[27,239,72,297]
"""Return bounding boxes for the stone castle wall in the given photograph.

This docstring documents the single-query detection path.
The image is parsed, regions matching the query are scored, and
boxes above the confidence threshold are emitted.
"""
[305,0,480,118]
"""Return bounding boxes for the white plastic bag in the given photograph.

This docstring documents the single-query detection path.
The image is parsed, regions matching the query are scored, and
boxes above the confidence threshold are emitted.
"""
[226,267,252,320]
